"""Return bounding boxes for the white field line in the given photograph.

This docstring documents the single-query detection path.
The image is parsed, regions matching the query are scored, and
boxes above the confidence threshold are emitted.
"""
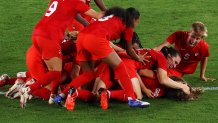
[0,91,6,95]
[202,87,218,90]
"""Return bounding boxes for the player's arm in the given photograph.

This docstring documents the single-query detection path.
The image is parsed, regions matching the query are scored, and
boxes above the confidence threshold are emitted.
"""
[153,40,171,51]
[84,9,104,19]
[136,73,154,98]
[75,14,89,27]
[157,68,190,95]
[126,41,143,61]
[110,42,125,52]
[94,0,107,11]
[200,57,216,81]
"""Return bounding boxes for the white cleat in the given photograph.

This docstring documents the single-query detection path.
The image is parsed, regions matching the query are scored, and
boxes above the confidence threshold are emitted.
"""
[19,87,31,108]
[48,94,56,104]
[5,79,24,99]
[0,74,10,87]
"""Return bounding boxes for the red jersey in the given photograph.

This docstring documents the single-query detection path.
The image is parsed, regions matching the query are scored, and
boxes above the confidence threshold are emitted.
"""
[141,77,166,98]
[118,49,168,78]
[167,31,210,74]
[32,0,90,41]
[81,15,134,42]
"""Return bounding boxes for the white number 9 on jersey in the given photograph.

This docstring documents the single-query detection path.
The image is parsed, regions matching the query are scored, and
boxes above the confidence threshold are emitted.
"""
[45,1,58,17]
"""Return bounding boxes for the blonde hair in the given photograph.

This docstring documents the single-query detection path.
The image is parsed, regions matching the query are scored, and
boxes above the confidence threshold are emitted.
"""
[192,21,208,37]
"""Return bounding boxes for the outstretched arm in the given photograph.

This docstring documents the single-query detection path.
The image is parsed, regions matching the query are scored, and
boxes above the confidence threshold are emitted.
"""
[157,68,190,95]
[200,57,216,81]
[137,73,154,98]
[84,9,104,19]
[94,0,107,11]
[75,14,89,27]
[153,40,171,51]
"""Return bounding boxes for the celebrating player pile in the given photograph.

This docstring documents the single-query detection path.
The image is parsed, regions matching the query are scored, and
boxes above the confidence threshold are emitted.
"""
[0,0,214,111]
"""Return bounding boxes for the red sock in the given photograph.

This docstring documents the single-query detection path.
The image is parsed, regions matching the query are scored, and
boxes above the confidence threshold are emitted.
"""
[110,90,128,102]
[32,88,51,100]
[78,89,96,102]
[29,71,61,92]
[114,62,136,100]
[25,71,31,78]
[51,81,61,94]
[62,71,95,95]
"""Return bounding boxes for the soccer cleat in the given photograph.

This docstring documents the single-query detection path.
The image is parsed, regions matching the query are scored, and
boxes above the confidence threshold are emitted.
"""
[54,95,64,107]
[0,74,10,87]
[65,87,78,111]
[19,87,31,108]
[48,94,56,104]
[98,88,109,110]
[5,79,24,99]
[128,99,150,108]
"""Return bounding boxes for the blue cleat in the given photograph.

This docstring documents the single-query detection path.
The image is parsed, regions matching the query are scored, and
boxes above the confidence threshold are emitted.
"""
[128,99,150,108]
[54,95,64,107]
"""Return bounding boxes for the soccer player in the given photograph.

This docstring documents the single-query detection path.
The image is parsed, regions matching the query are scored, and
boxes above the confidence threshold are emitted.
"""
[19,0,103,108]
[96,47,190,109]
[140,75,203,100]
[153,22,215,82]
[54,7,149,110]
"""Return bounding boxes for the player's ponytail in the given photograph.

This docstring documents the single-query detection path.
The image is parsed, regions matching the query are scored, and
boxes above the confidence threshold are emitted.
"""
[104,7,140,28]
[104,7,127,25]
[126,7,140,28]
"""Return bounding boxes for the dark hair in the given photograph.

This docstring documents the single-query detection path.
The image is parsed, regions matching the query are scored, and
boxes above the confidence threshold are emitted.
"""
[104,7,140,28]
[165,76,204,101]
[126,7,140,28]
[160,46,180,58]
[116,32,143,49]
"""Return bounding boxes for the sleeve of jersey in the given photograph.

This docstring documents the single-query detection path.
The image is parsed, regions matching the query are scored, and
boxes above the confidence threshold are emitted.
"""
[166,31,179,44]
[124,28,134,42]
[202,41,210,57]
[75,1,91,13]
[156,54,168,71]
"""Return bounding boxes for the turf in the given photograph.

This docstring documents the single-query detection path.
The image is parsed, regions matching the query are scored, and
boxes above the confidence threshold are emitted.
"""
[0,0,218,123]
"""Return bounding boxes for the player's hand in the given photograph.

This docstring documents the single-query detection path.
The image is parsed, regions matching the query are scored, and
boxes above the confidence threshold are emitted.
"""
[200,76,216,82]
[181,84,190,95]
[138,52,151,65]
[145,88,154,98]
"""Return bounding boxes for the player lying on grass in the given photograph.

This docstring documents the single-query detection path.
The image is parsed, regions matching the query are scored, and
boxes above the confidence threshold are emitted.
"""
[68,46,190,110]
[153,21,215,82]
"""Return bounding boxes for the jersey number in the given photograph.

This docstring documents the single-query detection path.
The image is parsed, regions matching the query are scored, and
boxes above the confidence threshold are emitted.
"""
[98,15,114,22]
[45,1,58,17]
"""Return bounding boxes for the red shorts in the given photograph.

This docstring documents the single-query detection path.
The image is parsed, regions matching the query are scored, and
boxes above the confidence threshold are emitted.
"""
[32,36,62,60]
[167,68,184,77]
[76,33,114,61]
[26,45,48,80]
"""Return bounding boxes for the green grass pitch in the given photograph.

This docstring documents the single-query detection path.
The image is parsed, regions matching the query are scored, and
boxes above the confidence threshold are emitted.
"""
[0,0,218,123]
